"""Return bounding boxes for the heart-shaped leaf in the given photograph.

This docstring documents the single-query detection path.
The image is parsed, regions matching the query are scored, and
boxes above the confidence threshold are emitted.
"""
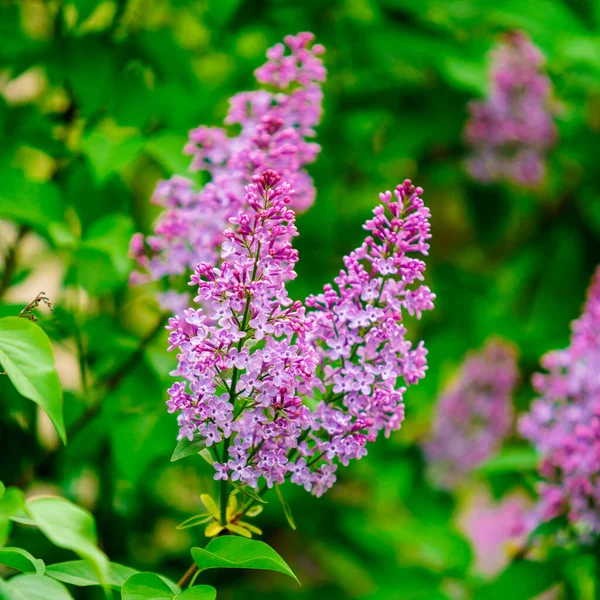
[0,574,73,599]
[176,585,217,599]
[191,537,298,583]
[121,572,180,600]
[0,547,45,575]
[25,497,109,586]
[0,317,65,443]
[46,560,136,587]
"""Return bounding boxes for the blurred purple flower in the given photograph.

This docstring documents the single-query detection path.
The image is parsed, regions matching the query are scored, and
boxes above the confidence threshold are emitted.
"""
[464,31,556,187]
[424,339,519,488]
[130,33,326,303]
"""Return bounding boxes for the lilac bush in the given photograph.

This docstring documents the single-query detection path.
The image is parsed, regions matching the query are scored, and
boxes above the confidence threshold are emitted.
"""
[130,33,326,314]
[464,31,556,186]
[519,266,600,539]
[166,171,434,499]
[424,339,519,487]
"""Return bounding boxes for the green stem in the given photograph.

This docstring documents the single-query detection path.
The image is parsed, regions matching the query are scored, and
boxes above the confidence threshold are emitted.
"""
[219,475,228,526]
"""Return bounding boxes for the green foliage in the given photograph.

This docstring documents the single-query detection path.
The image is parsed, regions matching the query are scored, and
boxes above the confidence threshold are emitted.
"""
[1,0,600,597]
[0,317,65,443]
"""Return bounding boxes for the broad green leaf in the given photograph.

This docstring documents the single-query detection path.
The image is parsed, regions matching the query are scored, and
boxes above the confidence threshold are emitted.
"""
[46,560,136,587]
[0,317,65,443]
[145,133,189,175]
[0,574,73,600]
[191,537,298,583]
[26,497,109,586]
[274,484,296,530]
[121,572,178,600]
[171,435,207,462]
[477,447,539,474]
[176,586,217,599]
[0,547,45,575]
[82,131,143,183]
[0,168,64,235]
[478,560,561,600]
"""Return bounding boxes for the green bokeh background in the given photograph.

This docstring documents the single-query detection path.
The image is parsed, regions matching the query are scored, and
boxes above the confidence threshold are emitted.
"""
[1,0,600,597]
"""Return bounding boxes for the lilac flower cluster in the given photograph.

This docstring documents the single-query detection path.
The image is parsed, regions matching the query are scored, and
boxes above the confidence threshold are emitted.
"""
[464,31,556,186]
[424,339,519,488]
[130,33,326,314]
[519,267,600,538]
[166,171,434,497]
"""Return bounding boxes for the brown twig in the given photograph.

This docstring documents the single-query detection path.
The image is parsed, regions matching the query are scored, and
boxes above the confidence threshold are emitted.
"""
[177,563,199,590]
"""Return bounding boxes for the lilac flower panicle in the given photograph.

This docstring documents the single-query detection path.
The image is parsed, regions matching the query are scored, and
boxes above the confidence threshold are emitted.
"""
[166,171,435,497]
[464,31,556,186]
[519,267,600,538]
[130,33,326,308]
[424,339,519,488]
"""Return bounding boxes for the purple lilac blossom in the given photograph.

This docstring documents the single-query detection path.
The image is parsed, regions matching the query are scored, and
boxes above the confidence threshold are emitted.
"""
[424,339,519,488]
[166,171,434,497]
[464,31,556,186]
[130,33,326,308]
[519,266,600,538]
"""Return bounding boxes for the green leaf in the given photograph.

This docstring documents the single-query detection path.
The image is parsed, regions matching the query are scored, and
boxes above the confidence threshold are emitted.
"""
[477,447,539,474]
[82,131,143,184]
[0,168,64,235]
[171,435,207,462]
[0,547,45,575]
[478,560,561,600]
[121,572,179,600]
[25,497,109,586]
[0,317,65,444]
[46,560,137,588]
[145,133,190,176]
[0,574,73,600]
[191,537,298,584]
[274,484,296,530]
[229,482,267,504]
[176,586,217,599]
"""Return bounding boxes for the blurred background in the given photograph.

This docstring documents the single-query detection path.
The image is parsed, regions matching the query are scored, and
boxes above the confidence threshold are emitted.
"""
[1,0,600,598]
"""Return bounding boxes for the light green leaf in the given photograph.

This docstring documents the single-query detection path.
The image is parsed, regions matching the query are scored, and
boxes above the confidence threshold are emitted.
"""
[121,572,178,600]
[0,574,73,600]
[0,486,26,544]
[145,133,190,175]
[171,435,207,462]
[274,484,296,530]
[176,586,217,599]
[82,131,143,183]
[0,317,65,443]
[46,560,136,588]
[26,497,109,586]
[191,537,298,583]
[0,547,45,575]
[477,446,539,474]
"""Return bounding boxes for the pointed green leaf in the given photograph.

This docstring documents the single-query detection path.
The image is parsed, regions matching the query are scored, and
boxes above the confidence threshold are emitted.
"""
[229,482,267,504]
[171,435,207,462]
[0,317,65,443]
[274,484,296,530]
[176,585,217,599]
[0,547,45,575]
[25,497,109,586]
[121,572,178,600]
[46,560,137,587]
[176,514,214,530]
[191,537,298,583]
[0,574,73,600]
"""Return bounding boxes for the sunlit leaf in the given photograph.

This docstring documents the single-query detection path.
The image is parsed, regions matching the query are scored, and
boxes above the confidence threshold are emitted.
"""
[0,574,73,600]
[46,560,137,588]
[0,317,65,443]
[0,547,45,575]
[121,572,178,600]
